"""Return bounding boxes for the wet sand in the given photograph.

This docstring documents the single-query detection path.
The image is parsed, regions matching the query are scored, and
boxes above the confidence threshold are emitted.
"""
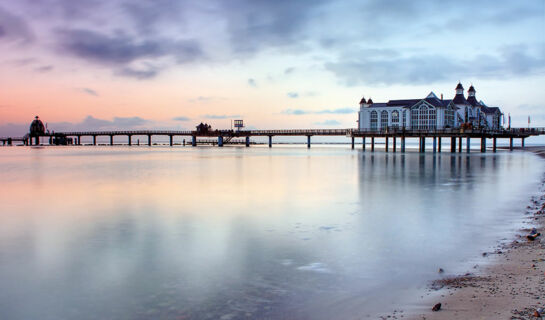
[407,147,545,320]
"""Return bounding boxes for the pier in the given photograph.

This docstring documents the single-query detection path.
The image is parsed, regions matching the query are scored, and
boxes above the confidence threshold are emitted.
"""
[3,127,545,153]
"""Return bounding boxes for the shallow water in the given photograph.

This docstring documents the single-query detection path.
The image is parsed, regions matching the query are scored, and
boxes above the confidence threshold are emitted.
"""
[0,146,542,319]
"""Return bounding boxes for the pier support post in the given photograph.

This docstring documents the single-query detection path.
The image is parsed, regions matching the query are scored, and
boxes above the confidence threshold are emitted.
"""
[169,135,173,146]
[385,136,389,152]
[76,136,80,145]
[110,135,113,146]
[481,137,486,153]
[148,135,152,146]
[362,137,366,150]
[458,137,462,153]
[509,137,513,151]
[128,135,132,146]
[433,137,437,153]
[401,136,406,152]
[466,137,470,153]
[451,137,456,152]
[218,136,224,147]
[438,137,442,152]
[420,137,426,152]
[393,137,396,152]
[49,136,52,145]
[246,136,250,147]
[521,138,525,148]
[351,136,355,149]
[268,136,272,148]
[192,135,197,147]
[493,137,497,152]
[307,135,311,148]
[93,135,96,145]
[371,137,375,152]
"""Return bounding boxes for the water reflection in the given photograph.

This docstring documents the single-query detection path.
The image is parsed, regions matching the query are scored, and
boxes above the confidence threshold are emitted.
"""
[0,147,542,319]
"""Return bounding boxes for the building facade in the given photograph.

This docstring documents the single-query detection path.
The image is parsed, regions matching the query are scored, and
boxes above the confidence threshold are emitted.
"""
[358,83,503,131]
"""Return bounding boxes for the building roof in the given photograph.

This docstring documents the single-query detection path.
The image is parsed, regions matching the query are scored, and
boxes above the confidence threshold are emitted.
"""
[467,95,480,106]
[456,82,464,90]
[368,97,453,109]
[453,93,467,104]
[359,97,366,104]
[468,85,475,93]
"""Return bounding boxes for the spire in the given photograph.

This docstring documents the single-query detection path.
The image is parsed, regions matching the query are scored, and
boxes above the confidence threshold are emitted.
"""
[359,96,366,105]
[468,85,475,96]
[367,98,373,104]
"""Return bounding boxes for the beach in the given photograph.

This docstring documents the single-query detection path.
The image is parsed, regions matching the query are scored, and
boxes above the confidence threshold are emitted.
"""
[408,147,545,320]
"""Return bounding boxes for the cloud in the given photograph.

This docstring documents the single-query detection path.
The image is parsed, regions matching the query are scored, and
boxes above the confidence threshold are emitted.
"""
[79,88,98,96]
[187,96,221,103]
[287,92,299,98]
[203,114,240,119]
[282,108,355,115]
[247,78,257,87]
[116,66,160,79]
[34,65,53,73]
[325,46,545,86]
[56,28,204,78]
[173,116,191,121]
[284,67,295,74]
[314,119,341,126]
[0,6,34,43]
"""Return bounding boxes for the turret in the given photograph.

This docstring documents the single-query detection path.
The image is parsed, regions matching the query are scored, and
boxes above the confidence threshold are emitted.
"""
[468,85,476,97]
[467,85,479,106]
[367,98,373,104]
[359,96,371,108]
[453,82,467,104]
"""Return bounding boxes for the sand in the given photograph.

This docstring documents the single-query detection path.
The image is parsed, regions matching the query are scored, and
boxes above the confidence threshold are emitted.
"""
[406,147,545,320]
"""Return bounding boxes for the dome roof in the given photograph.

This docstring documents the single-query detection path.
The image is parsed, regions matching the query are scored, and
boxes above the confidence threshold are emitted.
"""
[29,116,45,135]
[455,82,464,90]
[468,85,475,92]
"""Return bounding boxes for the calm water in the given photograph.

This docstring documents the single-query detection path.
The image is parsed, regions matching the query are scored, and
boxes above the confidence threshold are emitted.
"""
[0,146,542,319]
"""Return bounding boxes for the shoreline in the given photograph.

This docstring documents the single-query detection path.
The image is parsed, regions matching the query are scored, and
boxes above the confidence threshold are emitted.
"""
[405,146,545,320]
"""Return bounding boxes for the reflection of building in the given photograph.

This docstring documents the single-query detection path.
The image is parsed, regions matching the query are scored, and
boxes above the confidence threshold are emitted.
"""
[358,83,503,131]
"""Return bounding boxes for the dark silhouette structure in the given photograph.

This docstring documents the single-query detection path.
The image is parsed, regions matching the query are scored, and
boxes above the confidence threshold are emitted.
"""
[29,116,45,145]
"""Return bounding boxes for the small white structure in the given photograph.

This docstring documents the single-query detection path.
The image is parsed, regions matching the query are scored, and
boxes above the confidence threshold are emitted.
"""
[358,83,503,131]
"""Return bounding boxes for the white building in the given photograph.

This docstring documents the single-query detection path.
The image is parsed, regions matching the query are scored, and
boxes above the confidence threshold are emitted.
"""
[358,83,503,131]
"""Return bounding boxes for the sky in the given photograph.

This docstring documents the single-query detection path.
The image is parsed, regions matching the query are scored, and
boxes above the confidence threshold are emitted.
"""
[0,0,544,135]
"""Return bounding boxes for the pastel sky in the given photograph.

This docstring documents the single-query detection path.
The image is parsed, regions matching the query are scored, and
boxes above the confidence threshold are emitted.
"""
[0,0,544,135]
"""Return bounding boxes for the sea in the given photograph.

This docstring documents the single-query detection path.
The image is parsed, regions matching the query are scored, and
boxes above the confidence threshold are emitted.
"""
[0,145,542,319]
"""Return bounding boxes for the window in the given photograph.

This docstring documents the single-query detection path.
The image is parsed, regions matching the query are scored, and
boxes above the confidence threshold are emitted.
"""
[411,103,436,130]
[492,113,499,129]
[370,111,378,130]
[391,110,399,128]
[445,105,454,127]
[402,110,407,128]
[380,111,389,130]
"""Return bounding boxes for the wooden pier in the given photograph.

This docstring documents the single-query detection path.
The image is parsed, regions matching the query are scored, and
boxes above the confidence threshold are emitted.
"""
[2,127,544,153]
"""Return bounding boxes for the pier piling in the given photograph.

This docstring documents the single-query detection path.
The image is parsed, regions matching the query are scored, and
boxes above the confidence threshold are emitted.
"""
[128,135,132,146]
[393,136,396,152]
[451,137,456,152]
[522,138,525,148]
[351,136,354,149]
[110,135,113,146]
[192,135,197,147]
[493,137,497,152]
[433,137,437,153]
[509,137,513,151]
[268,136,272,148]
[481,137,486,153]
[466,137,470,153]
[438,137,442,152]
[385,136,389,152]
[246,136,250,147]
[169,135,173,146]
[371,137,375,152]
[362,137,366,150]
[218,136,223,147]
[401,136,405,152]
[307,136,311,148]
[458,137,462,152]
[93,135,96,146]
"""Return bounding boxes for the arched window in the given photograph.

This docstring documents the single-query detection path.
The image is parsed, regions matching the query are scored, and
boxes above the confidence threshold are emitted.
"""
[380,111,389,130]
[370,111,378,130]
[402,110,407,128]
[391,110,399,128]
[411,104,436,130]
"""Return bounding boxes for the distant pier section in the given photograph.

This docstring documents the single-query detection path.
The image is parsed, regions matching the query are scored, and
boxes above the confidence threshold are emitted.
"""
[1,116,544,153]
